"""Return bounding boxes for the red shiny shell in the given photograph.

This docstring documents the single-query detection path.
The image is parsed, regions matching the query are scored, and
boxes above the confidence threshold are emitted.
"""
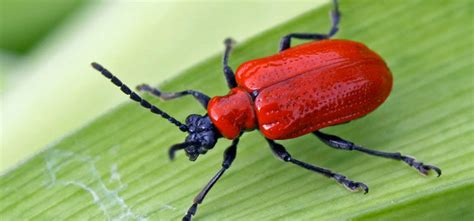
[208,88,257,139]
[211,39,392,140]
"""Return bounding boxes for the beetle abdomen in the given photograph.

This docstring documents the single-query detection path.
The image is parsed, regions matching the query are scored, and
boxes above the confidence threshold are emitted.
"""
[250,40,392,140]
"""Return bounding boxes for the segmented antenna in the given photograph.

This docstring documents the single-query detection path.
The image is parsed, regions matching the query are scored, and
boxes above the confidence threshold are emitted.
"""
[91,62,188,132]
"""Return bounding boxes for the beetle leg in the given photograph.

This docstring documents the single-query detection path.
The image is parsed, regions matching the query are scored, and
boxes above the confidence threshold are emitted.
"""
[222,38,238,88]
[279,0,340,51]
[136,84,210,109]
[183,136,241,221]
[313,131,442,177]
[266,139,368,193]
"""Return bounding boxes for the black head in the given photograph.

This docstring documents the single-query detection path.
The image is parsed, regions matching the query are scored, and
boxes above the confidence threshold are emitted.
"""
[169,114,220,161]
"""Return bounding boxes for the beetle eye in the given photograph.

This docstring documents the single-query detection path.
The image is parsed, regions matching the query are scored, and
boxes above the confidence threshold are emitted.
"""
[188,126,196,133]
[197,120,207,130]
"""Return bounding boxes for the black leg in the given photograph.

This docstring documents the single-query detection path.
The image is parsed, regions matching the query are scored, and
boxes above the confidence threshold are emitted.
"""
[266,139,368,193]
[136,84,210,109]
[279,0,341,51]
[313,131,442,176]
[222,38,237,89]
[183,136,240,221]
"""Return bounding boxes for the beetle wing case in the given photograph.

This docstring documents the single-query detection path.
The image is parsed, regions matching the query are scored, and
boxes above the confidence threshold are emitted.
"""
[237,40,392,139]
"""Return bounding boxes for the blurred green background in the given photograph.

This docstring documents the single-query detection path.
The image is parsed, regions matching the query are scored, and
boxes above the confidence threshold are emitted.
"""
[0,0,323,172]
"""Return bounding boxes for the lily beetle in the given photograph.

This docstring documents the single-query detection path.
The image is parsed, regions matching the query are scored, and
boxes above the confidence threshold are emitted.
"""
[92,0,441,220]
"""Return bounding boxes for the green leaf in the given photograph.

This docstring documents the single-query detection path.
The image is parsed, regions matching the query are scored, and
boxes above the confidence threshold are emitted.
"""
[1,0,472,220]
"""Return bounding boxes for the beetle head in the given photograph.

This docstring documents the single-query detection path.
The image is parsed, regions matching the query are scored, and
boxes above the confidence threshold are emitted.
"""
[169,114,220,161]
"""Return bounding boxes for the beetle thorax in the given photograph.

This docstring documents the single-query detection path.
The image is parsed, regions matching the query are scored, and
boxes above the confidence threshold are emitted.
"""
[207,88,257,139]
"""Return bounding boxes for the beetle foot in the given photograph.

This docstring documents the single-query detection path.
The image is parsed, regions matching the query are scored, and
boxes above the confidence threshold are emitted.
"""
[333,174,369,194]
[136,84,172,101]
[224,37,237,47]
[402,156,442,177]
[136,84,156,93]
[136,83,165,97]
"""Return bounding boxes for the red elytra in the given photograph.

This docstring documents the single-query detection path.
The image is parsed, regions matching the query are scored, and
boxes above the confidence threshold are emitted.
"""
[208,39,393,140]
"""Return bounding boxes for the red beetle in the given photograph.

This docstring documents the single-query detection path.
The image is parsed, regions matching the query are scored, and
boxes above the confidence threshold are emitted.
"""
[92,1,440,220]
[209,39,392,140]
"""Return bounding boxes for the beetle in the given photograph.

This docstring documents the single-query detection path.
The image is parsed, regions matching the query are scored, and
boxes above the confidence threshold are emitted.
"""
[91,0,441,220]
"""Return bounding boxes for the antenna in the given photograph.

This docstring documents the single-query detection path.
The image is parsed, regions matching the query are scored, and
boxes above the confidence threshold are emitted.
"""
[91,62,188,132]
